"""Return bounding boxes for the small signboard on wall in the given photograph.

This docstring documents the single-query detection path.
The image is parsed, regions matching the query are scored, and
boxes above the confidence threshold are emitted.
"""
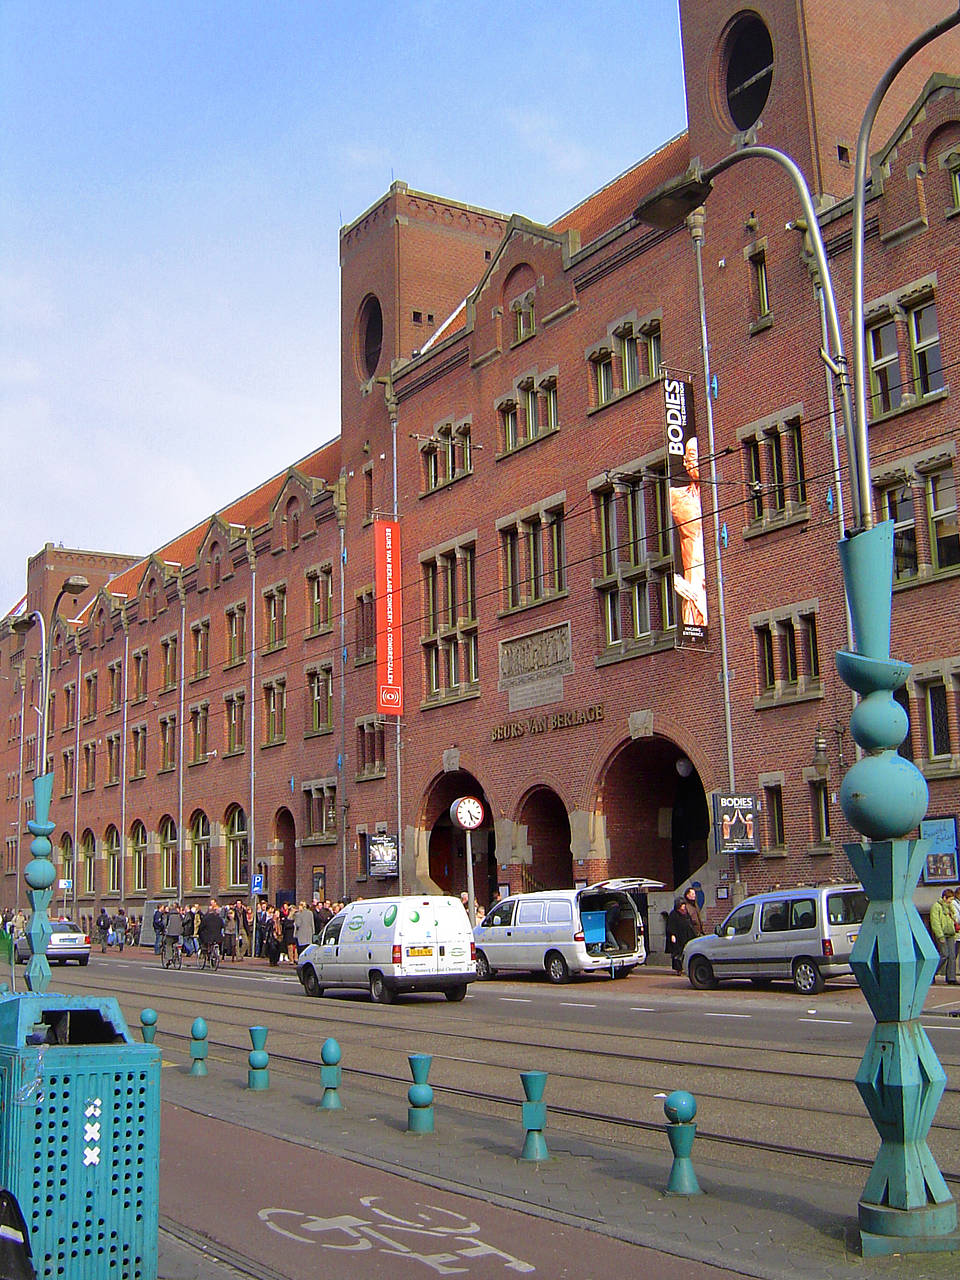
[368,834,399,879]
[920,817,958,884]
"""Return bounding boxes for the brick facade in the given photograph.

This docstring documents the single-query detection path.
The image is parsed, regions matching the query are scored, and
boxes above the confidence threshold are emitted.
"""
[3,2,959,947]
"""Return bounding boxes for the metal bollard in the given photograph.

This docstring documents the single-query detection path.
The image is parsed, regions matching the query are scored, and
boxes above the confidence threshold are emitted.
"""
[319,1037,342,1109]
[519,1070,549,1161]
[664,1090,701,1195]
[407,1053,434,1134]
[140,1008,158,1044]
[247,1025,269,1090]
[189,1017,208,1077]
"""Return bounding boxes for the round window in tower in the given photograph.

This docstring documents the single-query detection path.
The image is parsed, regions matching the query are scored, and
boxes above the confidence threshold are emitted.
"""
[356,294,383,380]
[723,13,774,131]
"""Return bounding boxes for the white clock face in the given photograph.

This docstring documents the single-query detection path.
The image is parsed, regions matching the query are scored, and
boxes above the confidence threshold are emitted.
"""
[454,797,483,829]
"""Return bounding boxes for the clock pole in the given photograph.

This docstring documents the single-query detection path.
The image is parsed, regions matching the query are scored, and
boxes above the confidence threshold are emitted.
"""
[464,828,476,927]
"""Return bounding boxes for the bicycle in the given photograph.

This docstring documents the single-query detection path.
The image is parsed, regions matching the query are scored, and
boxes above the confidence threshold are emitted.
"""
[161,937,183,970]
[198,941,221,972]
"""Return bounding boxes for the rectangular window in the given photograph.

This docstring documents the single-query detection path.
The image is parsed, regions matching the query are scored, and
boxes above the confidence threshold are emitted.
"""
[159,716,176,771]
[751,249,770,318]
[602,588,621,646]
[781,619,798,685]
[502,529,520,609]
[812,780,831,843]
[443,553,458,627]
[502,404,518,452]
[62,749,74,797]
[746,439,764,520]
[878,482,918,581]
[543,382,559,432]
[106,733,120,784]
[160,636,178,691]
[894,686,914,761]
[305,783,338,840]
[595,354,614,405]
[526,517,544,601]
[645,323,661,381]
[132,726,147,778]
[133,650,148,701]
[516,301,534,341]
[802,612,820,680]
[64,683,76,729]
[445,638,460,690]
[425,643,440,696]
[134,841,147,893]
[631,580,651,638]
[309,566,334,633]
[787,420,807,505]
[620,331,640,391]
[764,784,785,848]
[82,742,96,791]
[225,693,245,754]
[264,682,286,744]
[356,719,386,778]
[758,625,775,691]
[424,562,438,636]
[465,631,479,685]
[424,446,439,491]
[599,490,618,577]
[439,426,456,481]
[227,605,246,664]
[191,620,210,677]
[108,660,122,711]
[309,668,333,732]
[868,318,902,415]
[84,672,98,721]
[549,514,566,593]
[462,546,476,622]
[925,681,951,757]
[356,591,375,659]
[84,849,95,895]
[190,704,208,763]
[927,467,960,571]
[265,586,287,649]
[910,302,943,397]
[523,385,540,440]
[769,431,785,511]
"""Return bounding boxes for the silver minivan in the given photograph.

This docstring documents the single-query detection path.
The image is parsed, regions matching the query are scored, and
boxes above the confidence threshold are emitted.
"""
[474,878,662,983]
[682,883,867,994]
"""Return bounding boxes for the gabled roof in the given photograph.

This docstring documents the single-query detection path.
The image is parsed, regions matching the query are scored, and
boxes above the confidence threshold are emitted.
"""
[77,436,341,618]
[551,131,690,244]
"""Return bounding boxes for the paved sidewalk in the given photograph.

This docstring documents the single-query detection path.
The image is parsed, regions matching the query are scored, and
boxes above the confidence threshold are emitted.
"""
[156,1034,960,1280]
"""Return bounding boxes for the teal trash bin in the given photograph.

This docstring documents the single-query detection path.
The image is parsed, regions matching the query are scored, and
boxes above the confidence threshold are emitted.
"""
[0,992,160,1280]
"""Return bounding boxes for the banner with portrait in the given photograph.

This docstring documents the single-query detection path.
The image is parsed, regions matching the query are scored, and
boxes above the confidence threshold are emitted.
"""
[664,377,708,646]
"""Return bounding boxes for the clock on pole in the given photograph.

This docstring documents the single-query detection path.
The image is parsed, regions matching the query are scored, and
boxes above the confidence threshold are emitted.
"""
[450,796,483,925]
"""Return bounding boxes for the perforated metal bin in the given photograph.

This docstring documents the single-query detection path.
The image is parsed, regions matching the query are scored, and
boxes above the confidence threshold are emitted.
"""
[0,993,160,1280]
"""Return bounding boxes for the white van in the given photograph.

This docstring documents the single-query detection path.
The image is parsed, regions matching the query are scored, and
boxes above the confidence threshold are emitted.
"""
[473,879,662,983]
[682,883,868,994]
[296,895,476,1004]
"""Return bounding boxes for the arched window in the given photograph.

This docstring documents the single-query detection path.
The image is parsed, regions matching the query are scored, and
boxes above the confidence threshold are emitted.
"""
[131,820,148,893]
[159,817,177,892]
[210,541,222,589]
[285,498,301,550]
[81,829,96,895]
[191,811,211,889]
[226,806,248,888]
[104,825,121,894]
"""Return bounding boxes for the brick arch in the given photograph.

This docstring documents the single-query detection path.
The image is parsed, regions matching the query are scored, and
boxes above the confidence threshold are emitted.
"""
[418,769,497,905]
[516,785,572,890]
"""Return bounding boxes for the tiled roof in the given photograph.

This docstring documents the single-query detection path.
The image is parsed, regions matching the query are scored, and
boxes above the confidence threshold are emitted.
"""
[87,437,341,611]
[551,131,690,244]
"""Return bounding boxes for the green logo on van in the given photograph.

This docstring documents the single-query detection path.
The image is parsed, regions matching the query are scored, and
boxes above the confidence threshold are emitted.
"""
[383,905,397,927]
[347,918,363,932]
[408,909,420,923]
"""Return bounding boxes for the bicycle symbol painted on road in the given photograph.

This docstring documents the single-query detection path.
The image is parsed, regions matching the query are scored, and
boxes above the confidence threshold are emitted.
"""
[259,1195,535,1274]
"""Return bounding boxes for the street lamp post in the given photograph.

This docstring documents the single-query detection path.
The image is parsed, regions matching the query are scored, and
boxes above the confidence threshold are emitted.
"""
[10,575,89,994]
[635,8,960,1256]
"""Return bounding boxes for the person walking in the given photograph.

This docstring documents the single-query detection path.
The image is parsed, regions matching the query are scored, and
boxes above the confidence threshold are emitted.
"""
[930,889,958,984]
[294,901,315,957]
[152,905,166,956]
[112,908,127,953]
[682,886,705,937]
[666,899,696,975]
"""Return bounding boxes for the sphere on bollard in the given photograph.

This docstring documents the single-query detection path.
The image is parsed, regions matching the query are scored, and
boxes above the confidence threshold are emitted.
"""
[191,1017,207,1041]
[321,1038,341,1067]
[664,1089,697,1124]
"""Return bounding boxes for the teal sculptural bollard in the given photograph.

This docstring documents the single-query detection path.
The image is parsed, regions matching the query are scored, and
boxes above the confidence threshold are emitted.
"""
[140,1008,158,1044]
[189,1017,208,1077]
[664,1090,701,1195]
[319,1037,342,1110]
[519,1070,548,1161]
[247,1025,269,1090]
[407,1053,434,1134]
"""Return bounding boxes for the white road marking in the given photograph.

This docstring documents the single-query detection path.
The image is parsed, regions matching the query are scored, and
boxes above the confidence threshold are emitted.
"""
[798,1018,852,1025]
[630,1006,656,1012]
[500,997,532,1003]
[703,1012,751,1019]
[560,1001,596,1008]
[922,1023,960,1031]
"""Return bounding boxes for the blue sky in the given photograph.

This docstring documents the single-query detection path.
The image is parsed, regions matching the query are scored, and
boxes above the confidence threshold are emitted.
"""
[1,1,686,610]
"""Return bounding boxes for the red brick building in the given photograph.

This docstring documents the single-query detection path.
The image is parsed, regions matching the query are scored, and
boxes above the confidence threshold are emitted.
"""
[3,1,959,946]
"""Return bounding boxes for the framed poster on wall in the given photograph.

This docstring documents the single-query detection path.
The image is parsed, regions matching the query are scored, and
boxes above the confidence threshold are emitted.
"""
[920,817,958,884]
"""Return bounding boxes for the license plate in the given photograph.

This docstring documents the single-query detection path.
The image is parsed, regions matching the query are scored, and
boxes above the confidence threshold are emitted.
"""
[407,946,432,957]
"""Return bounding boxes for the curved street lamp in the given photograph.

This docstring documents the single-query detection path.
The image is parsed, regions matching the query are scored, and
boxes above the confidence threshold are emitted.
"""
[635,7,960,1257]
[10,574,88,994]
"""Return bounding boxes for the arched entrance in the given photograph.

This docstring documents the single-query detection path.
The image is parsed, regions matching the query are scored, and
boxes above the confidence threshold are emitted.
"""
[599,735,709,890]
[518,787,572,889]
[274,807,296,905]
[422,770,497,907]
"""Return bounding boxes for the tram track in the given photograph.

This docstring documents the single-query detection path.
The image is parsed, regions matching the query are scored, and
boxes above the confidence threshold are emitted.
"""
[59,965,960,1184]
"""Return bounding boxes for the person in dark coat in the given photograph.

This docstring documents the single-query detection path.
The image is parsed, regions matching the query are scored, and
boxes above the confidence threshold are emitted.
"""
[666,899,696,974]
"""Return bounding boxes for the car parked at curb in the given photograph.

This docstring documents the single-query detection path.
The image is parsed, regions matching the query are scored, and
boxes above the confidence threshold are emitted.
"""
[14,919,91,966]
[682,883,867,994]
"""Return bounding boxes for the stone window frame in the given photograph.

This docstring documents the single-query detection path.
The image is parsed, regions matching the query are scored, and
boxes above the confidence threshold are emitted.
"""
[419,531,480,710]
[302,776,338,844]
[863,273,947,420]
[496,491,567,620]
[873,442,958,587]
[904,656,960,779]
[737,403,810,538]
[306,562,335,635]
[757,770,787,858]
[749,599,823,710]
[586,309,662,415]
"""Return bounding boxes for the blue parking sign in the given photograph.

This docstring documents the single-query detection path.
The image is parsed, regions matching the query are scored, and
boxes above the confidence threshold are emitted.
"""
[251,874,264,894]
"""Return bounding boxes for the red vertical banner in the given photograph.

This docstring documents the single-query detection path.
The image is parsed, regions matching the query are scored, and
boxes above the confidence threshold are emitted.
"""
[375,519,404,715]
